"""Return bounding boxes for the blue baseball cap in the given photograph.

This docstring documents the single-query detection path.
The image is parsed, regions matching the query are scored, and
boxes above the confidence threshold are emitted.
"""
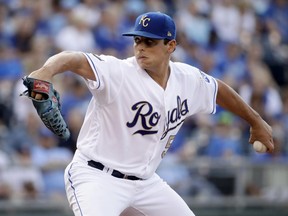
[122,12,176,40]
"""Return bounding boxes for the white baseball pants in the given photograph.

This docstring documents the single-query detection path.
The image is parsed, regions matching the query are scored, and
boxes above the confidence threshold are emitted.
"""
[64,161,195,216]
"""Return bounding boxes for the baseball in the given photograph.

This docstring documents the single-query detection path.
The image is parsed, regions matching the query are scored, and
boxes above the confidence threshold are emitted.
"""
[253,141,267,153]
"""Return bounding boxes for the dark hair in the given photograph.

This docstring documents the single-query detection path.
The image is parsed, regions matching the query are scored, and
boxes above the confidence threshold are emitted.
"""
[164,39,177,52]
[164,39,171,45]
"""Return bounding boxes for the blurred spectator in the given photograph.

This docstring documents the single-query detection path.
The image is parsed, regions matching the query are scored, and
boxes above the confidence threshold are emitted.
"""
[237,1,257,48]
[60,74,91,117]
[257,0,288,87]
[30,127,72,199]
[11,12,36,54]
[0,91,13,128]
[263,0,288,44]
[93,4,130,57]
[216,41,249,89]
[1,145,44,200]
[176,0,211,46]
[211,0,241,43]
[174,32,203,69]
[21,34,54,73]
[0,46,23,80]
[281,88,288,154]
[0,183,11,200]
[203,111,243,158]
[0,150,10,170]
[198,51,222,79]
[54,7,96,52]
[145,0,169,13]
[5,111,41,156]
[46,0,70,37]
[0,2,14,48]
[123,0,146,19]
[0,110,43,201]
[0,109,12,154]
[72,0,102,29]
[239,59,283,121]
[250,0,270,15]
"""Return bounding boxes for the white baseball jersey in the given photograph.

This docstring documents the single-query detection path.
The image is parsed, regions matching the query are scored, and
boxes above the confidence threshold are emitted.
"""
[74,53,218,179]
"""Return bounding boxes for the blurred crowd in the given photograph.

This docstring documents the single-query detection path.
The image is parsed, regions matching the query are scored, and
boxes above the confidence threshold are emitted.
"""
[0,0,288,204]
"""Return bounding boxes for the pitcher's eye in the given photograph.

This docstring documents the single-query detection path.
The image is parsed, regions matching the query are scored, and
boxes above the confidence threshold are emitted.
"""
[133,37,159,47]
[134,37,141,44]
[145,39,155,46]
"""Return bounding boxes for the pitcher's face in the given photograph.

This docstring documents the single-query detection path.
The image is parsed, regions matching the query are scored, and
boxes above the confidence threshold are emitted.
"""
[133,36,175,71]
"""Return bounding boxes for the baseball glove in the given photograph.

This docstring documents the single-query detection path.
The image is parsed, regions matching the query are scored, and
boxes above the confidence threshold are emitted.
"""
[21,76,70,140]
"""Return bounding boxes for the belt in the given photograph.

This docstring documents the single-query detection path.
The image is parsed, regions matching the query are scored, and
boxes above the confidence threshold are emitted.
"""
[87,160,142,181]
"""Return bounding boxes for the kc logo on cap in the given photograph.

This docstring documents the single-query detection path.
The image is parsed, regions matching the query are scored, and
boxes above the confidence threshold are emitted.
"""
[139,15,151,27]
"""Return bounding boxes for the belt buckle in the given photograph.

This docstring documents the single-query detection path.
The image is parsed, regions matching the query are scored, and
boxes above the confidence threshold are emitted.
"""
[123,174,128,179]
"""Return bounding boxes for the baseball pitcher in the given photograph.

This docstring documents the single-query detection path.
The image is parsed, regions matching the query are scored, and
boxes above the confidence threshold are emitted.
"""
[22,12,274,216]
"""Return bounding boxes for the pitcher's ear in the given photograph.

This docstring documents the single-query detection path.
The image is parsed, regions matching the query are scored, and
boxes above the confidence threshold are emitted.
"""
[167,40,177,53]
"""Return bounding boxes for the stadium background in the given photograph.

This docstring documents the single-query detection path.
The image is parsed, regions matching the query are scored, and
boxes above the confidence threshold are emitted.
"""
[0,0,287,215]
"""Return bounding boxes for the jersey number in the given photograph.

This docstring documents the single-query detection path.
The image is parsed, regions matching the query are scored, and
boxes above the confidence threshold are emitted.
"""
[161,135,175,158]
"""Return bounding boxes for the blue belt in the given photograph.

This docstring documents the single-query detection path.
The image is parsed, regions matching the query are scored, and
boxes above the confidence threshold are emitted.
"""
[88,160,142,181]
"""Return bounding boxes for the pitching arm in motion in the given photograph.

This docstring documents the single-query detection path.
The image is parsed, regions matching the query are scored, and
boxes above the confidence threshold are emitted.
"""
[216,79,274,153]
